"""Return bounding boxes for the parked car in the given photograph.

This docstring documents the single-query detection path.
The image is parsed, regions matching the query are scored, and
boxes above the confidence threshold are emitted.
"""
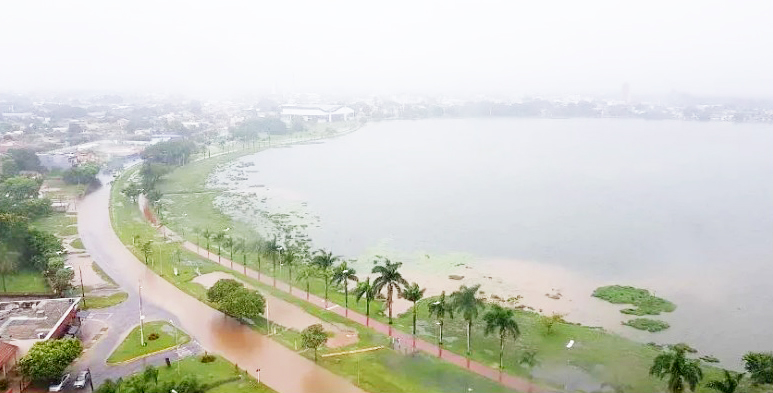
[73,370,90,389]
[48,374,70,392]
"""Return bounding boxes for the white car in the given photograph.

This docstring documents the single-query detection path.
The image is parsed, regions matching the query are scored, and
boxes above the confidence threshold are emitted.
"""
[73,370,90,389]
[48,374,70,392]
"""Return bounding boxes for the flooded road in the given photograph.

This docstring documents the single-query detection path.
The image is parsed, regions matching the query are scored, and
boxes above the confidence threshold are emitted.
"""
[77,177,366,393]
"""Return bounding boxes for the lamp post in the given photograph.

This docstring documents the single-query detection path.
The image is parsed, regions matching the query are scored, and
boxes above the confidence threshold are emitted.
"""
[139,282,146,347]
[342,269,350,316]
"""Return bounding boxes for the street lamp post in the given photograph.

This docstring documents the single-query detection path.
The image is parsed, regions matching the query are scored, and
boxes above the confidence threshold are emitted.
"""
[139,282,146,347]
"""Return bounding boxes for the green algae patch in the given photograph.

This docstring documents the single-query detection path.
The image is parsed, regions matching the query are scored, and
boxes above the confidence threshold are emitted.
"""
[592,285,676,315]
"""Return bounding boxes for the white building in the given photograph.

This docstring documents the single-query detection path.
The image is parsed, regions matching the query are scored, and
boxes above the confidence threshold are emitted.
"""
[280,104,355,123]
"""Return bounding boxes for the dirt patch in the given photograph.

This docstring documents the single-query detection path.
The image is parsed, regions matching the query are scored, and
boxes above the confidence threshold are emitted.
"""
[193,272,358,348]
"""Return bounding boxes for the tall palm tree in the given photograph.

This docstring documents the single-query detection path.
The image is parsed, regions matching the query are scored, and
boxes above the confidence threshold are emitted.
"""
[236,238,247,274]
[330,261,358,314]
[401,282,425,335]
[222,236,234,268]
[483,304,520,370]
[213,232,225,263]
[650,347,704,393]
[0,243,20,293]
[450,284,486,355]
[706,370,744,393]
[281,245,298,293]
[264,237,282,287]
[312,249,340,305]
[371,257,407,324]
[202,229,212,257]
[354,277,376,325]
[193,228,201,251]
[428,291,453,346]
[295,263,317,301]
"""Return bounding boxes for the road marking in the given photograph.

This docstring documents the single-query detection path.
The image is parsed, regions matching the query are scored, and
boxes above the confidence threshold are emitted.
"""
[325,304,339,311]
[87,312,113,321]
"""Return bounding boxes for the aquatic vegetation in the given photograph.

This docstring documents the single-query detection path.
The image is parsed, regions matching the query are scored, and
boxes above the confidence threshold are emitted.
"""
[592,285,676,315]
[623,318,670,332]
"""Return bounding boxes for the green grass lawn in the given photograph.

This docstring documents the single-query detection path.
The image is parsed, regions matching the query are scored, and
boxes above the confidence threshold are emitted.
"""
[83,292,128,309]
[1,270,52,294]
[31,212,77,236]
[158,355,276,393]
[107,321,190,364]
[592,285,676,316]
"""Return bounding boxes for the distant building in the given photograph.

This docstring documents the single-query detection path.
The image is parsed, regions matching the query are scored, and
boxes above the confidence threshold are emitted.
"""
[0,298,82,356]
[280,104,355,123]
[37,152,76,170]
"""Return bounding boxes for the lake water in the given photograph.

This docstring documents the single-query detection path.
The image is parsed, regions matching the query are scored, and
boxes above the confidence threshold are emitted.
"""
[211,118,773,367]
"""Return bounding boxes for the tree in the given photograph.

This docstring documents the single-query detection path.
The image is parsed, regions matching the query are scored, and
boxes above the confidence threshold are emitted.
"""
[650,347,704,393]
[222,236,234,268]
[281,244,299,292]
[428,291,453,346]
[312,249,340,304]
[330,261,358,313]
[742,352,773,385]
[295,263,317,300]
[141,138,197,166]
[140,240,153,264]
[63,163,101,185]
[706,370,744,393]
[401,282,425,335]
[483,304,521,370]
[520,350,540,384]
[0,242,19,292]
[7,148,42,172]
[142,365,159,385]
[202,229,212,257]
[1,176,42,200]
[450,284,486,355]
[18,338,82,382]
[354,277,376,325]
[51,268,74,295]
[218,288,266,322]
[301,324,328,362]
[371,257,407,324]
[213,232,225,263]
[539,312,566,335]
[122,183,143,202]
[207,278,244,303]
[264,237,282,287]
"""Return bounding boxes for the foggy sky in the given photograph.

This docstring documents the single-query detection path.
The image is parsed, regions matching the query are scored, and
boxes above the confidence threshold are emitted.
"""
[1,0,772,97]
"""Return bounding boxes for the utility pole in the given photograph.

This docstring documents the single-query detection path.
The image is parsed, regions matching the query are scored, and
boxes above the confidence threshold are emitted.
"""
[139,281,146,347]
[78,267,86,308]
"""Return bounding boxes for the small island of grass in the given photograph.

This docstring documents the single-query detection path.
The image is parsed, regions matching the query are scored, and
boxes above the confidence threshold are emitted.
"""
[107,321,189,364]
[592,285,676,315]
[623,318,670,332]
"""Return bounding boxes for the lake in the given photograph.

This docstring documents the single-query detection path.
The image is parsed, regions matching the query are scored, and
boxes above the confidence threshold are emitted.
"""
[210,118,773,367]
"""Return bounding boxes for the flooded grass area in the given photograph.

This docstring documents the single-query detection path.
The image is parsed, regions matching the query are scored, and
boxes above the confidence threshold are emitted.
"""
[107,320,190,364]
[31,212,77,236]
[83,292,128,309]
[163,355,276,393]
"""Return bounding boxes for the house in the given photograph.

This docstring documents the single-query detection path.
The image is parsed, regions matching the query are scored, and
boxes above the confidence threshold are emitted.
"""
[280,104,355,123]
[0,341,18,379]
[0,298,82,357]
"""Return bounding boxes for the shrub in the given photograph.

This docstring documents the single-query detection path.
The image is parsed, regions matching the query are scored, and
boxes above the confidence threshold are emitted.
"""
[200,352,216,363]
[147,333,160,341]
[593,285,676,315]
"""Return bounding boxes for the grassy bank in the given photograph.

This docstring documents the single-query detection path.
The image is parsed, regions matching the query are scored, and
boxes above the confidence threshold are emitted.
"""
[83,292,128,309]
[108,321,190,364]
[592,285,676,316]
[111,163,525,393]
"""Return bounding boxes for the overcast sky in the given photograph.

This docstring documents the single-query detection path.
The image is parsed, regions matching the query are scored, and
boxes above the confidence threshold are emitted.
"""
[1,0,771,97]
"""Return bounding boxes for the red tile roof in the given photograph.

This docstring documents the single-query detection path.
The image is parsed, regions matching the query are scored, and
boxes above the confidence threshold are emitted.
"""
[0,341,18,366]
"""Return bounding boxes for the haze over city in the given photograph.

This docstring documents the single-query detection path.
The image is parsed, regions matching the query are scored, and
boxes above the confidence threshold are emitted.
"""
[1,0,772,97]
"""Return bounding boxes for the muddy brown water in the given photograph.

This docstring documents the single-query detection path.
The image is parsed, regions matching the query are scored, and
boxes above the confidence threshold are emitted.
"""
[77,178,366,393]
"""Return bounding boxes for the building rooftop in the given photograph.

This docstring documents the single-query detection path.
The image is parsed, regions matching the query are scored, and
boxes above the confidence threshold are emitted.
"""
[0,298,80,340]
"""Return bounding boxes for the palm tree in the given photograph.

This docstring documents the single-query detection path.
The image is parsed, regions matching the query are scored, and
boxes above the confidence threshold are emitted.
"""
[401,282,425,335]
[312,249,340,305]
[236,238,247,274]
[483,304,520,370]
[295,263,317,301]
[264,237,282,287]
[649,347,704,393]
[251,240,264,280]
[140,240,153,265]
[450,284,486,355]
[213,232,225,263]
[0,243,20,292]
[428,291,453,346]
[222,236,234,268]
[520,349,540,391]
[202,229,212,257]
[706,370,744,393]
[282,245,298,293]
[354,277,376,326]
[193,228,201,251]
[371,257,407,324]
[330,261,358,314]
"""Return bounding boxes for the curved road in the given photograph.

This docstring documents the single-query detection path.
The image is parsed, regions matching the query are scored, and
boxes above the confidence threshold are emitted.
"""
[77,176,365,393]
